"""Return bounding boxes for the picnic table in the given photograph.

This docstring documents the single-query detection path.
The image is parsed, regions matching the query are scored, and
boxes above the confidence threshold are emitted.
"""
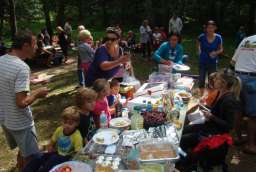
[71,73,196,172]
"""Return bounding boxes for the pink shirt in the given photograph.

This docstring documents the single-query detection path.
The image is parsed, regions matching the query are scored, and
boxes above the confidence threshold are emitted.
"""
[93,97,111,128]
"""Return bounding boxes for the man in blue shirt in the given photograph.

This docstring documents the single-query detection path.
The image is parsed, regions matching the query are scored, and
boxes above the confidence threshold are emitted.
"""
[153,33,183,65]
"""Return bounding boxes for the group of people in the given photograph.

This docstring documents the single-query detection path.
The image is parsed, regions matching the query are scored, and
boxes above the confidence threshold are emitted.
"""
[30,19,74,67]
[0,25,132,171]
[0,15,256,172]
[77,26,131,87]
[22,78,123,172]
[139,13,183,59]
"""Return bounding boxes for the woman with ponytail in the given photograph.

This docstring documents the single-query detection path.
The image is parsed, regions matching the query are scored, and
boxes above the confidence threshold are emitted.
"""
[181,68,241,150]
[178,69,241,171]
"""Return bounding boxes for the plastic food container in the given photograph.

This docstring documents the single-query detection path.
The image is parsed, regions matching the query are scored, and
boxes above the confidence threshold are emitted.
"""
[137,139,180,163]
[158,64,173,73]
[148,72,172,84]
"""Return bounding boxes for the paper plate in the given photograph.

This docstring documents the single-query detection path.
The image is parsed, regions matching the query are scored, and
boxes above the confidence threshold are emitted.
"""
[93,130,119,145]
[173,64,190,71]
[50,161,92,172]
[110,117,131,128]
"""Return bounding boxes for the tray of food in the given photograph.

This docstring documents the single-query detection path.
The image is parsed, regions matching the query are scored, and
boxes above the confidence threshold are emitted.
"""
[137,139,180,163]
[143,111,167,129]
[148,125,179,145]
[175,91,192,103]
[121,129,148,147]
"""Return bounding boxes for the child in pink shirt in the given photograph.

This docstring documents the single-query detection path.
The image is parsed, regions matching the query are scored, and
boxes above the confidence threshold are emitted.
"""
[92,79,111,128]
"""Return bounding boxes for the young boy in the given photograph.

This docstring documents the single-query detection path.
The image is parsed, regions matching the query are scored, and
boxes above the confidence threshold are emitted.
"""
[107,79,121,108]
[75,87,97,143]
[22,106,83,172]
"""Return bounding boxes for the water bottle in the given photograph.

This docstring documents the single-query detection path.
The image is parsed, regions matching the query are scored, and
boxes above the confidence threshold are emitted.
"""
[100,111,108,128]
[122,108,129,118]
[131,107,144,130]
[146,101,153,112]
[116,102,123,117]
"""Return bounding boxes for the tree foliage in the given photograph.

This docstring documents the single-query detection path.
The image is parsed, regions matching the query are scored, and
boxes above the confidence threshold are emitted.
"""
[0,0,255,38]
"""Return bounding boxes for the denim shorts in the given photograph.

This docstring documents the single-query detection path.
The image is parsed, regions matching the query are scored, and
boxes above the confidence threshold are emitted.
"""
[2,125,39,158]
[238,74,256,117]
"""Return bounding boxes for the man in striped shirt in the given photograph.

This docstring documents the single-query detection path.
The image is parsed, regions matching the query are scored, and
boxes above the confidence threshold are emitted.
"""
[0,31,48,171]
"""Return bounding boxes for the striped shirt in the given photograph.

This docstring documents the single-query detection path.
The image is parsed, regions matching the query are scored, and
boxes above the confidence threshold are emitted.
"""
[0,54,33,130]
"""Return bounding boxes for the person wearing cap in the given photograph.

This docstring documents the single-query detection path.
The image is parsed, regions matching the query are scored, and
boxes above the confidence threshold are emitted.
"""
[153,33,183,65]
[85,27,130,87]
[77,29,95,86]
[197,20,223,89]
[231,35,256,154]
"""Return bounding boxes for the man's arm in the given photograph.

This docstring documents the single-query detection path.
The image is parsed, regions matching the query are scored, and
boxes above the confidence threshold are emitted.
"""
[16,88,48,108]
[15,67,48,109]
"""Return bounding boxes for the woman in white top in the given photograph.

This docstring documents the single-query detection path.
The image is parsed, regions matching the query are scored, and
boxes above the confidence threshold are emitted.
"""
[140,19,152,59]
[168,13,183,34]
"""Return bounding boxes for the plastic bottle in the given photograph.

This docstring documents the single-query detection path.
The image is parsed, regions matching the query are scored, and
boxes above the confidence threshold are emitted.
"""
[146,101,153,112]
[100,111,108,128]
[116,102,122,117]
[131,107,144,130]
[122,108,129,118]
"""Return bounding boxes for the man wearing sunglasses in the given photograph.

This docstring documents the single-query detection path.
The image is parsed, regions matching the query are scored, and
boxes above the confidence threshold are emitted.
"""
[85,27,130,86]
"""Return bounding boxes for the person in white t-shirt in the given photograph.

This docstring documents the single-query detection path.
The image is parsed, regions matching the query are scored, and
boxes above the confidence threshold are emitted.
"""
[152,26,162,50]
[168,13,183,34]
[0,31,48,170]
[140,19,152,59]
[231,35,256,154]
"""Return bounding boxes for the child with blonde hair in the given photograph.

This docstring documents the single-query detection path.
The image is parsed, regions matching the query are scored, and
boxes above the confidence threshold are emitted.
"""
[23,106,83,172]
[92,79,111,128]
[75,87,97,143]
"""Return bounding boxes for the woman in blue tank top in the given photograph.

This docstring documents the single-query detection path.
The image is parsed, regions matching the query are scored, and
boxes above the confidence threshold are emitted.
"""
[197,20,223,89]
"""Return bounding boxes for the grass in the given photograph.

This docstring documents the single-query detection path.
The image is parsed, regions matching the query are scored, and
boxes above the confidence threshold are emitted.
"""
[0,31,238,171]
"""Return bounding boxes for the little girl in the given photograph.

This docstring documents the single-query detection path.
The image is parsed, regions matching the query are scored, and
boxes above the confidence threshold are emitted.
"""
[202,72,219,108]
[92,79,111,128]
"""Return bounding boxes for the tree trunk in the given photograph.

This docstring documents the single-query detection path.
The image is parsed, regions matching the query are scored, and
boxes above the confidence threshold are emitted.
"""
[144,0,153,21]
[56,0,66,27]
[102,0,107,27]
[8,0,17,40]
[0,0,6,37]
[41,0,53,37]
[248,0,256,34]
[77,0,84,23]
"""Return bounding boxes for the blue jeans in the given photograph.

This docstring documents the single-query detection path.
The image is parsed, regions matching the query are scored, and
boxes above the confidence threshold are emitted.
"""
[77,69,85,86]
[238,74,256,116]
[22,152,71,172]
[198,63,217,88]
